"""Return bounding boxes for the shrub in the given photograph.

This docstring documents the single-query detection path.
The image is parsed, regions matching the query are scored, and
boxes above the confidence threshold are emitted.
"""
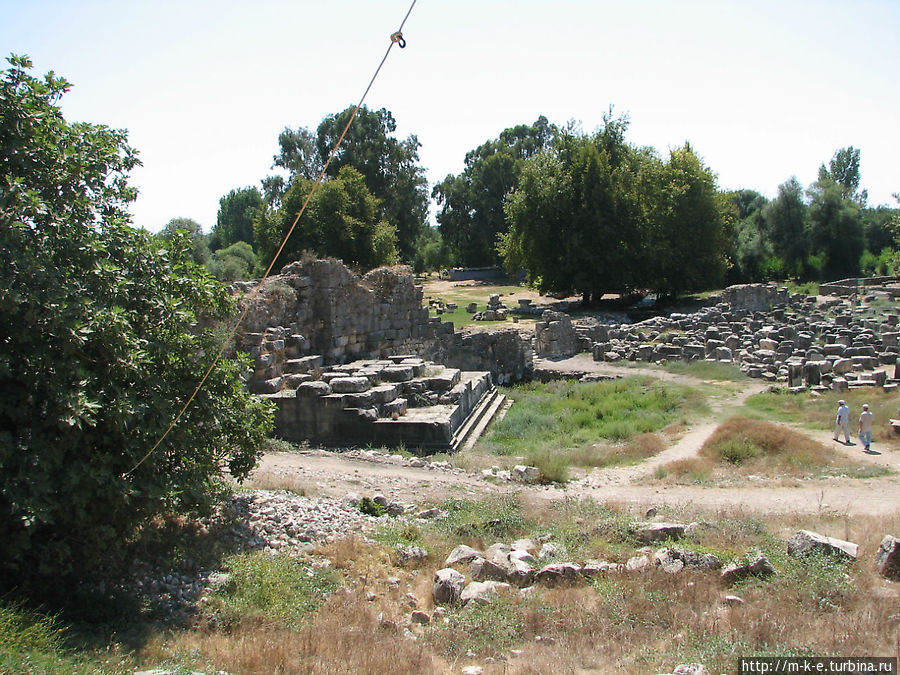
[0,55,273,585]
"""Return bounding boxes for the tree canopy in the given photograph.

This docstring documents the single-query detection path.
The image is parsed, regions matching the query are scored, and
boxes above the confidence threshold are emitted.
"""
[500,114,729,302]
[433,116,556,267]
[272,105,428,263]
[0,55,272,583]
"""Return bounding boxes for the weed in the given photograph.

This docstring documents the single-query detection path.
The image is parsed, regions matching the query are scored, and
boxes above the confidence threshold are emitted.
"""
[358,496,387,517]
[425,596,527,658]
[209,552,340,629]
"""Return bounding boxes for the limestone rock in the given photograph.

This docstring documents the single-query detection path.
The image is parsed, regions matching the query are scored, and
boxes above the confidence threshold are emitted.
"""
[433,568,465,605]
[721,554,777,586]
[634,522,686,543]
[469,557,510,582]
[445,544,483,567]
[460,580,510,606]
[536,562,582,585]
[787,530,858,560]
[875,535,900,580]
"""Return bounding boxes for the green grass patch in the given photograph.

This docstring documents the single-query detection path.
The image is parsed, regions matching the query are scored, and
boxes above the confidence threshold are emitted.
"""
[432,494,528,543]
[0,603,129,675]
[658,360,749,382]
[209,552,340,629]
[425,596,527,659]
[478,376,703,479]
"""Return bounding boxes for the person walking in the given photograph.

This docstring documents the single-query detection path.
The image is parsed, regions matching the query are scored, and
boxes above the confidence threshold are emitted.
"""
[834,399,851,443]
[859,403,874,452]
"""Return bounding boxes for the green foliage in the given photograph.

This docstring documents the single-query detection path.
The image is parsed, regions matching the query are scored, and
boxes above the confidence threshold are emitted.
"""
[357,496,387,517]
[0,55,273,583]
[212,186,263,249]
[411,226,450,273]
[0,603,129,674]
[209,552,340,629]
[268,107,427,263]
[157,217,211,265]
[807,176,864,278]
[500,114,729,301]
[255,165,398,271]
[207,240,258,281]
[435,495,527,541]
[425,596,526,659]
[433,116,555,267]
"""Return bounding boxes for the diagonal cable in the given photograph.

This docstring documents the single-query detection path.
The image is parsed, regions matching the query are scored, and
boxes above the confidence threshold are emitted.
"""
[127,0,417,475]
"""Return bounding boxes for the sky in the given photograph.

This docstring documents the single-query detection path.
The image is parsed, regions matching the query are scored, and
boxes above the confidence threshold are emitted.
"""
[3,0,898,234]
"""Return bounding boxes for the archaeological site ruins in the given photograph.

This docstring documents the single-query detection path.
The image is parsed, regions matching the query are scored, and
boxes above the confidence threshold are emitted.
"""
[234,258,900,452]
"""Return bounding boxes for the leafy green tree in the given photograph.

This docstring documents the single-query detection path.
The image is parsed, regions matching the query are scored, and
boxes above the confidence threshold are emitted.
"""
[208,241,259,281]
[274,106,427,263]
[723,190,770,283]
[212,186,263,250]
[255,165,398,270]
[0,55,272,583]
[501,114,645,303]
[158,216,210,264]
[639,144,730,299]
[819,146,867,205]
[806,176,864,278]
[411,226,451,274]
[861,205,898,255]
[762,177,808,277]
[315,106,427,262]
[273,126,321,181]
[433,116,556,266]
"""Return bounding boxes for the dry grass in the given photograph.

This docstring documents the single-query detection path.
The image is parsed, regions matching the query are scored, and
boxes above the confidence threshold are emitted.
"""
[657,416,889,484]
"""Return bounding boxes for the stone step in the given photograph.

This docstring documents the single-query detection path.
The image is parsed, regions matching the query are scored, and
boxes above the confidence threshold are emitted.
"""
[452,387,506,453]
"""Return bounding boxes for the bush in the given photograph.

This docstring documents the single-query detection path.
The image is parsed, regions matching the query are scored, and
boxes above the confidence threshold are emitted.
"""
[0,55,273,585]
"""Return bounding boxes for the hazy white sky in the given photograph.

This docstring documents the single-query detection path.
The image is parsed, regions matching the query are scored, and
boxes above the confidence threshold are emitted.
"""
[3,0,898,233]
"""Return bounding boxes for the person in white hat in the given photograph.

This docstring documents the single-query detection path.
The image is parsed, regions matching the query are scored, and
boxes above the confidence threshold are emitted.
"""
[858,403,874,452]
[833,399,851,443]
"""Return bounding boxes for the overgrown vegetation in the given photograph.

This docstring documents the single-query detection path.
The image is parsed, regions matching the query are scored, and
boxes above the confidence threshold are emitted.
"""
[658,416,890,484]
[477,376,704,480]
[5,492,900,674]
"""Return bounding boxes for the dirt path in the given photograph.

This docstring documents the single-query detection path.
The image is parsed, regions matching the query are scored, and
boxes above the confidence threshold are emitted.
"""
[255,355,900,517]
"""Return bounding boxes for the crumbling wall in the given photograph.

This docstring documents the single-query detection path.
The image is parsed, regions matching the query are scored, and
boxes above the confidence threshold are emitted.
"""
[436,328,533,385]
[719,284,788,312]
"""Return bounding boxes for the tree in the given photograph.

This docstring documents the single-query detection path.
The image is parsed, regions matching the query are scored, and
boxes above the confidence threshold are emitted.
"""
[254,165,398,271]
[208,241,259,281]
[807,176,864,278]
[158,216,210,264]
[639,144,730,299]
[314,106,428,262]
[273,126,321,181]
[433,116,556,266]
[762,178,808,277]
[0,55,273,583]
[819,146,867,205]
[501,114,645,303]
[212,186,263,250]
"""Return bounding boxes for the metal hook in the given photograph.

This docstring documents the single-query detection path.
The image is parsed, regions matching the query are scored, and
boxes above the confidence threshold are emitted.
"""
[391,31,406,48]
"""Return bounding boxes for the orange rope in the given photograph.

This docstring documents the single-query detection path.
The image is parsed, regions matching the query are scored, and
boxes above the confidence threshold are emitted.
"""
[127,0,417,475]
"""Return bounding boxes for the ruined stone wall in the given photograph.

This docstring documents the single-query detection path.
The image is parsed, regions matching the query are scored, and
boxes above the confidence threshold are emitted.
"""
[719,284,788,312]
[236,259,532,393]
[435,328,533,385]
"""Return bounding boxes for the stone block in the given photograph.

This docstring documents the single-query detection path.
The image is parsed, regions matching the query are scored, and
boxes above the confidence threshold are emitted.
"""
[875,535,900,580]
[787,530,858,560]
[382,365,414,382]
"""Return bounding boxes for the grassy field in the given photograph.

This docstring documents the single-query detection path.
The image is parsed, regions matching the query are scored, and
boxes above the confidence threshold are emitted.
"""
[473,376,707,481]
[9,494,900,675]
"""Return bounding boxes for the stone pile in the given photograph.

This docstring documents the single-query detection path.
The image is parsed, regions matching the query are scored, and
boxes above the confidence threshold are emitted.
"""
[266,355,493,449]
[588,283,900,389]
[472,293,509,321]
[236,259,455,395]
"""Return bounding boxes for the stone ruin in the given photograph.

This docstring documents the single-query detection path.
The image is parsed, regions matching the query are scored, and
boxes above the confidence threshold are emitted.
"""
[236,264,900,452]
[233,258,532,452]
